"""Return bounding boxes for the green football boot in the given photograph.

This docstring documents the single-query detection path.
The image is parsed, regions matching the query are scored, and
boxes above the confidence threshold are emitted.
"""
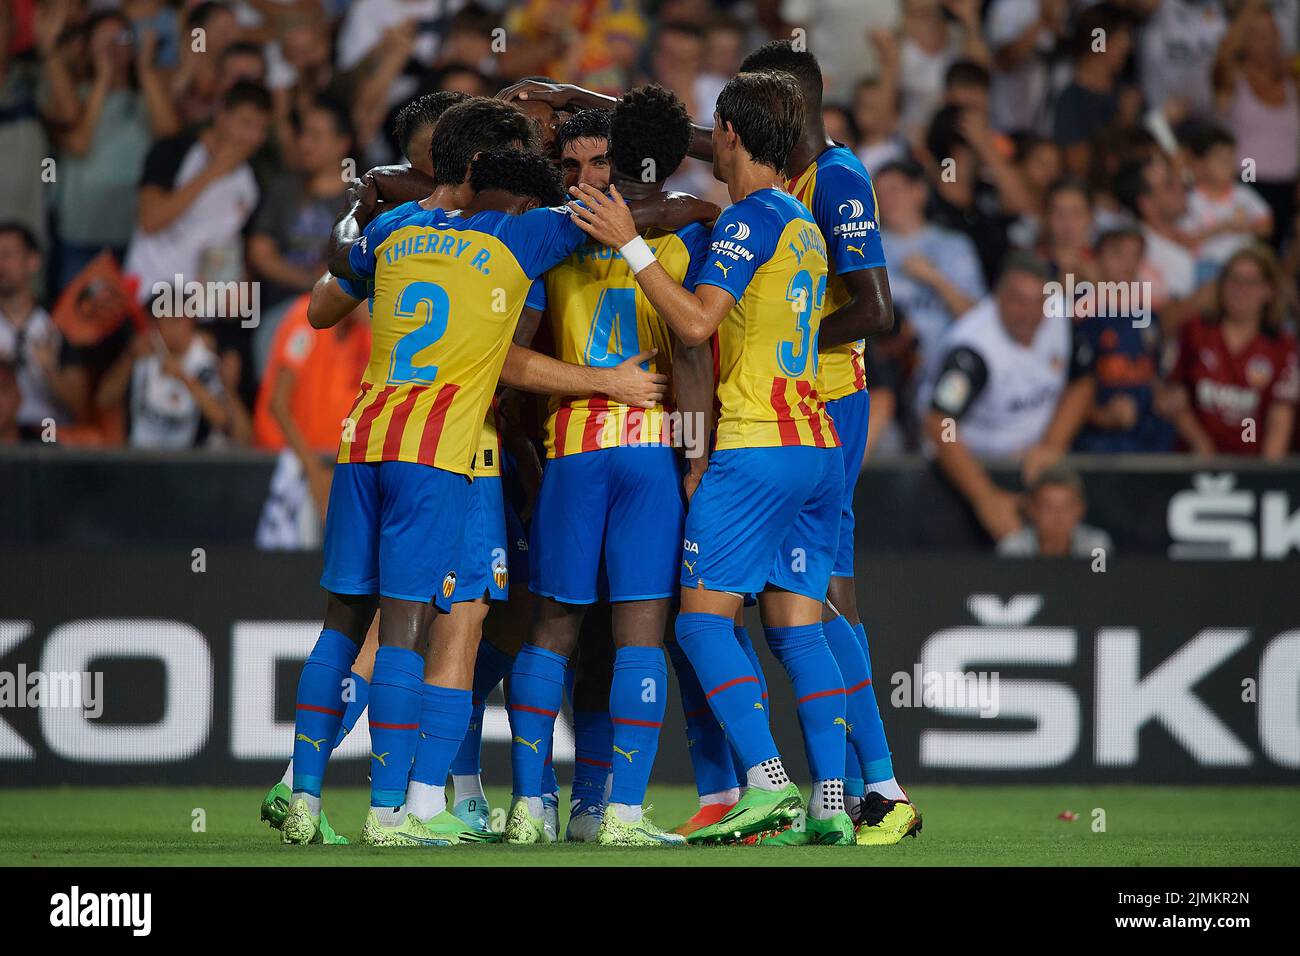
[260,782,291,830]
[503,796,553,845]
[596,806,687,847]
[687,782,803,845]
[359,809,454,847]
[420,809,500,844]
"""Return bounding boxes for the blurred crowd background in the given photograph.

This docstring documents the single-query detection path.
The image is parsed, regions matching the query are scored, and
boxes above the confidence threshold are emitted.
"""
[0,0,1297,488]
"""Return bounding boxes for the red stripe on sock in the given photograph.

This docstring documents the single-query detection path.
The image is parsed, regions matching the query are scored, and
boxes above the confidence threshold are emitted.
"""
[297,703,343,716]
[575,756,613,769]
[368,721,418,730]
[796,687,846,705]
[845,678,873,694]
[705,675,759,699]
[684,706,710,720]
[510,703,558,718]
[612,717,663,728]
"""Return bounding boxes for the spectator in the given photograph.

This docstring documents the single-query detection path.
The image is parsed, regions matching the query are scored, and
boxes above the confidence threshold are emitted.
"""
[984,0,1066,133]
[95,311,244,449]
[943,57,991,115]
[1037,178,1097,284]
[997,467,1113,558]
[897,0,988,135]
[875,158,985,366]
[923,104,1015,286]
[1213,0,1299,250]
[42,8,180,291]
[2,0,50,254]
[694,16,746,119]
[1027,227,1175,478]
[778,0,902,102]
[852,76,910,173]
[822,104,858,152]
[1005,133,1061,247]
[0,223,75,434]
[124,81,272,304]
[921,253,1071,541]
[1139,0,1226,121]
[1052,3,1135,179]
[1166,243,1298,458]
[1178,125,1273,284]
[253,292,371,542]
[174,2,264,126]
[1113,152,1208,328]
[247,96,353,321]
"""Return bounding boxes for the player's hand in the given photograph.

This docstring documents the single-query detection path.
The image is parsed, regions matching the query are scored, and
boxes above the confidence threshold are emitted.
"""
[567,183,638,248]
[347,174,380,222]
[683,467,704,502]
[600,349,667,409]
[498,78,568,108]
[976,487,1024,542]
[655,192,722,230]
[1020,443,1059,486]
[1102,393,1139,430]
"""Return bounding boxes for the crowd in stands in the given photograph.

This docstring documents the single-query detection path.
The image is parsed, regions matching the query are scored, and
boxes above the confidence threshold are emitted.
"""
[0,0,1296,488]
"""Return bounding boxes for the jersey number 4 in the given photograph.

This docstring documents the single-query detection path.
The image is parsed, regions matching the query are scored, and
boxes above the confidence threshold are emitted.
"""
[388,281,450,385]
[585,287,647,369]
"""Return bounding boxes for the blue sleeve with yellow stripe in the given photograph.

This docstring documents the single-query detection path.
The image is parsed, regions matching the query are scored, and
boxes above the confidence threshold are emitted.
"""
[495,206,588,279]
[693,200,779,303]
[810,162,886,274]
[677,221,712,293]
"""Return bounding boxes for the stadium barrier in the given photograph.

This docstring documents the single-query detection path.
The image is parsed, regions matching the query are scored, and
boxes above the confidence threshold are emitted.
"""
[2,550,1295,786]
[3,447,1300,556]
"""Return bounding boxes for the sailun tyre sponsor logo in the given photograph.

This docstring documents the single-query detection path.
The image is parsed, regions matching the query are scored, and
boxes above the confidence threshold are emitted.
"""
[837,199,865,220]
[725,220,751,242]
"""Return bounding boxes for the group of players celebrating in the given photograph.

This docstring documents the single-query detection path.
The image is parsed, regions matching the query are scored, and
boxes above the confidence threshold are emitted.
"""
[262,38,922,849]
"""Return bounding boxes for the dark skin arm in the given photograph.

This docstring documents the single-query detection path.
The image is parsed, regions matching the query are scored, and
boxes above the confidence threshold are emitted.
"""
[670,332,715,499]
[817,266,894,349]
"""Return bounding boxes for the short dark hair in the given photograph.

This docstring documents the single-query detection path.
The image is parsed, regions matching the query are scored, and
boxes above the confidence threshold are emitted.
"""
[468,146,565,207]
[303,94,354,146]
[999,250,1054,285]
[221,80,272,114]
[715,72,805,173]
[925,104,968,163]
[394,91,472,160]
[1070,2,1132,59]
[1047,176,1092,209]
[430,99,537,187]
[1183,123,1236,158]
[944,59,990,91]
[1094,224,1145,255]
[0,221,40,254]
[220,41,264,64]
[1030,466,1086,501]
[610,84,692,183]
[739,39,823,106]
[1113,157,1158,216]
[876,158,926,183]
[556,109,612,156]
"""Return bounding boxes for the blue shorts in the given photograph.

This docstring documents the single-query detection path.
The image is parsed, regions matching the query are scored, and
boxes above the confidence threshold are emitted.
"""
[826,388,870,578]
[682,446,843,601]
[530,446,684,604]
[321,461,469,611]
[452,475,508,603]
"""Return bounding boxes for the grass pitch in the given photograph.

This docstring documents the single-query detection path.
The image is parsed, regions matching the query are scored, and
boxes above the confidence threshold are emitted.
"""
[3,785,1297,867]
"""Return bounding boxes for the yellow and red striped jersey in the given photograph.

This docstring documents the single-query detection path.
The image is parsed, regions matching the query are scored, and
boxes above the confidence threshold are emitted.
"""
[337,202,585,477]
[694,188,838,450]
[540,224,710,457]
[786,145,887,401]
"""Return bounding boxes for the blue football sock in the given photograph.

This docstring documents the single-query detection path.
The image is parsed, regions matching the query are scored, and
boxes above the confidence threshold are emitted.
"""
[854,622,895,783]
[291,629,361,797]
[410,684,473,791]
[608,646,667,807]
[508,643,567,798]
[766,623,846,782]
[449,639,513,776]
[846,745,865,798]
[331,671,369,749]
[571,710,613,805]
[542,741,558,796]
[730,624,768,782]
[824,614,875,781]
[666,639,739,796]
[367,646,425,808]
[676,612,778,770]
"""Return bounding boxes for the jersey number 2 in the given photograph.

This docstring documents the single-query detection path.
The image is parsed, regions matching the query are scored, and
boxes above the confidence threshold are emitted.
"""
[388,281,450,385]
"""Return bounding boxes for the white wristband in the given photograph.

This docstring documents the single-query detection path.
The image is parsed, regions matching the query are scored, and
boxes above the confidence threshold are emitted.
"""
[619,235,656,274]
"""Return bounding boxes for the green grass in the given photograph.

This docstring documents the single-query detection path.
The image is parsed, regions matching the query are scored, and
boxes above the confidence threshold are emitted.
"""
[3,786,1297,866]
